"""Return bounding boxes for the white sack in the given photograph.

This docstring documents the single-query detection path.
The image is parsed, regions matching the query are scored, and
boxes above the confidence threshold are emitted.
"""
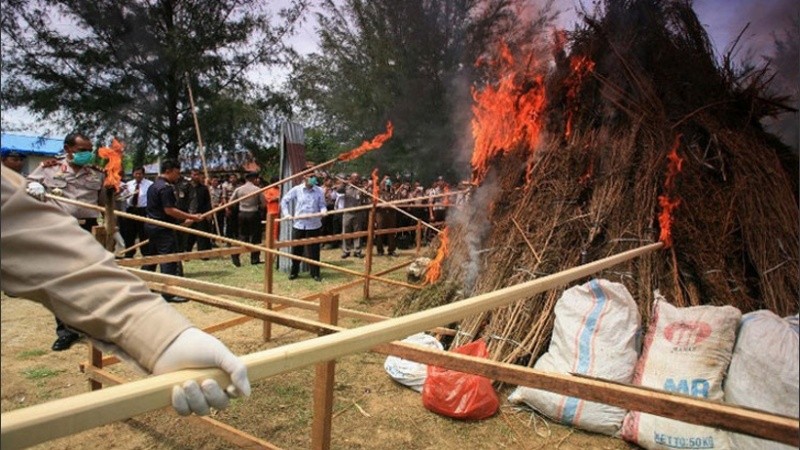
[621,294,741,450]
[724,311,799,450]
[508,278,640,435]
[384,333,444,392]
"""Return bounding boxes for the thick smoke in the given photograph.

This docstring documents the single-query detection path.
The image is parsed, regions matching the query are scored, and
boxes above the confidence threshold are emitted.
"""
[446,171,501,295]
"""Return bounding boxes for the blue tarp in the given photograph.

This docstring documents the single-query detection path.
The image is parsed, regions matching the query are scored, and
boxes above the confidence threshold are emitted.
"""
[0,133,63,156]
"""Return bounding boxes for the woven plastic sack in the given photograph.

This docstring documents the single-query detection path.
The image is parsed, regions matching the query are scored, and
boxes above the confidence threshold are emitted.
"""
[384,333,444,392]
[621,294,741,450]
[724,311,799,450]
[422,339,499,420]
[508,278,640,435]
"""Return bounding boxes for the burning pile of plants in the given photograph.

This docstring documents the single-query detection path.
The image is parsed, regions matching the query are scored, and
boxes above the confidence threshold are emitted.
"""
[398,0,799,367]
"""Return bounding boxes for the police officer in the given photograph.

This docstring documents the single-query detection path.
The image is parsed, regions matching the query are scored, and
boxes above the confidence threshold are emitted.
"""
[1,149,27,174]
[144,159,203,302]
[228,171,265,266]
[27,131,105,351]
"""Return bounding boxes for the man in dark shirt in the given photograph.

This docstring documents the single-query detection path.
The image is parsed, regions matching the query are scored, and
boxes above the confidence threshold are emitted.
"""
[184,169,213,252]
[144,159,203,303]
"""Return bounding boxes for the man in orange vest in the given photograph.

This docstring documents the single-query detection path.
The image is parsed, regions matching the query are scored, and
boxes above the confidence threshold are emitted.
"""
[263,175,281,241]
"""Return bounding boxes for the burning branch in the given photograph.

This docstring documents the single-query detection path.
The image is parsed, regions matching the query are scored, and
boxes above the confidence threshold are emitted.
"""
[337,121,394,162]
[424,227,450,285]
[657,134,684,248]
[97,138,125,192]
[564,55,596,139]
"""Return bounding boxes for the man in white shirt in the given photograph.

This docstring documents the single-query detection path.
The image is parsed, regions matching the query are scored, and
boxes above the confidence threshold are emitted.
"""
[281,173,327,281]
[120,166,154,258]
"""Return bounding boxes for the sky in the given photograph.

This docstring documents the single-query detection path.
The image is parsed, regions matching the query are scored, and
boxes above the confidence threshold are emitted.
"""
[3,0,797,137]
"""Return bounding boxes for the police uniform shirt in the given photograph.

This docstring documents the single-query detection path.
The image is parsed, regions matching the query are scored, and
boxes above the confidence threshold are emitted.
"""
[27,156,104,220]
[230,181,264,213]
[146,177,179,224]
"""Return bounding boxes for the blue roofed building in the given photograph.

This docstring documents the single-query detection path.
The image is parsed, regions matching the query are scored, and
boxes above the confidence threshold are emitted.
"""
[0,133,63,174]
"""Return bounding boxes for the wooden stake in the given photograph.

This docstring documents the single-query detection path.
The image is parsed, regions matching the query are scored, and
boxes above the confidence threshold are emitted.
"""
[311,293,338,450]
[115,239,150,258]
[415,220,422,256]
[103,189,117,252]
[264,214,275,342]
[363,203,376,300]
[0,242,664,449]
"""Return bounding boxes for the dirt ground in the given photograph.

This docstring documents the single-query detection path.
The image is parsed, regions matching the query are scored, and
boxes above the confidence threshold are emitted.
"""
[1,247,635,450]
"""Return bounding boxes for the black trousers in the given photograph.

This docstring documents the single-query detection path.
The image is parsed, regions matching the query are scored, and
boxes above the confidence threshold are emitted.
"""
[232,210,262,265]
[291,227,321,277]
[185,219,212,252]
[120,207,152,258]
[144,224,181,299]
[375,209,397,254]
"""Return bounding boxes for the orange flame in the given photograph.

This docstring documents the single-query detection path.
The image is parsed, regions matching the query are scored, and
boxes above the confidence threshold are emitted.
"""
[564,55,595,139]
[337,121,394,162]
[424,227,450,285]
[471,42,547,185]
[371,168,379,201]
[97,138,125,191]
[657,134,684,248]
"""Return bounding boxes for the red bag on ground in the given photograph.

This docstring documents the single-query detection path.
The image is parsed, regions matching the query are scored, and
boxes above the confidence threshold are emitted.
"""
[422,339,500,420]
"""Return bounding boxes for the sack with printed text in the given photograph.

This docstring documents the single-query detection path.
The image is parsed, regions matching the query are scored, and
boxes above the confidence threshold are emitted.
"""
[724,311,799,450]
[621,294,741,450]
[508,278,640,435]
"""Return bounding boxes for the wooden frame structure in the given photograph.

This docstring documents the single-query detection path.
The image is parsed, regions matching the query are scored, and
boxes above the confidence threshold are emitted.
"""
[3,193,797,449]
[3,241,799,449]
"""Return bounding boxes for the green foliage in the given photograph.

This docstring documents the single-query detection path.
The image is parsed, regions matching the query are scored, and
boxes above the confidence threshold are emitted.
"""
[1,0,307,162]
[289,0,559,184]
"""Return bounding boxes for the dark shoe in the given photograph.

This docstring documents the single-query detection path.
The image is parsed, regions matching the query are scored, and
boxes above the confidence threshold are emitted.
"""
[341,252,350,259]
[387,251,397,257]
[52,334,80,352]
[288,273,298,280]
[232,258,241,267]
[313,276,322,282]
[251,260,263,265]
[165,296,189,303]
[355,252,364,258]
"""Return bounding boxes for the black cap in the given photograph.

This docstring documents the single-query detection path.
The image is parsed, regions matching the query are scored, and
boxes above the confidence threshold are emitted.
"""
[1,149,26,159]
[245,171,259,179]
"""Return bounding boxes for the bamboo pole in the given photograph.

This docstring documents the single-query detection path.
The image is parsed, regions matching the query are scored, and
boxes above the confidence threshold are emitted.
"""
[363,203,376,300]
[202,157,339,220]
[42,194,420,291]
[336,177,441,233]
[0,242,665,449]
[185,76,221,236]
[264,214,275,342]
[274,190,466,223]
[103,190,117,252]
[115,239,150,258]
[127,267,387,323]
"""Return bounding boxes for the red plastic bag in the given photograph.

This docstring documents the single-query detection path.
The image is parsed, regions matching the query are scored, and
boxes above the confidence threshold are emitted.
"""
[422,339,500,420]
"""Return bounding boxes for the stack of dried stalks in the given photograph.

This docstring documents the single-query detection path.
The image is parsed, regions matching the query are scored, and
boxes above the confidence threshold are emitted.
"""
[397,0,799,367]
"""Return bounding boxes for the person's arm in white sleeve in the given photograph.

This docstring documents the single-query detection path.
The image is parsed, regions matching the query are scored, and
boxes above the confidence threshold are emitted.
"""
[0,166,250,416]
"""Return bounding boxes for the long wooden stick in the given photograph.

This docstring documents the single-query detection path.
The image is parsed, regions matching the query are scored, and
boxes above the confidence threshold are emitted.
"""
[97,281,800,448]
[1,242,663,449]
[201,157,339,219]
[336,177,441,233]
[274,190,466,223]
[186,76,221,236]
[43,194,419,290]
[115,239,150,258]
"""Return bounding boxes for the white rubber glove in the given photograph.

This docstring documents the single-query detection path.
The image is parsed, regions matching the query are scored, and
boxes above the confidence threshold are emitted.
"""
[152,328,251,416]
[25,181,47,201]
